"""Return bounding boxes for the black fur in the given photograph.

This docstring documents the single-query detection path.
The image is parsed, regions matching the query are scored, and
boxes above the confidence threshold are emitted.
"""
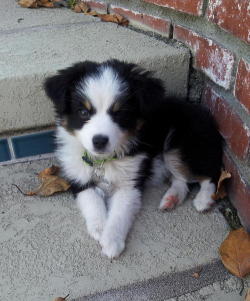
[44,59,223,190]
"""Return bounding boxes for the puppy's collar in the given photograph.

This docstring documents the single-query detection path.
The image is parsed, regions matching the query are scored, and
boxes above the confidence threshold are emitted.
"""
[82,151,117,167]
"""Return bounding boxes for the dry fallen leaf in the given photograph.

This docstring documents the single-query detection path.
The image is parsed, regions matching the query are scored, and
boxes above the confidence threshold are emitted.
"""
[219,227,250,278]
[98,13,129,26]
[192,272,200,279]
[191,267,202,279]
[38,165,60,178]
[18,0,38,8]
[14,165,70,197]
[245,289,250,301]
[73,1,89,13]
[85,10,99,16]
[212,170,231,200]
[18,0,55,8]
[53,294,70,301]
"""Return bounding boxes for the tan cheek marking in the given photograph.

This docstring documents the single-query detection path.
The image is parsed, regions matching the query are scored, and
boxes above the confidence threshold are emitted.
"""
[83,100,91,111]
[112,101,121,112]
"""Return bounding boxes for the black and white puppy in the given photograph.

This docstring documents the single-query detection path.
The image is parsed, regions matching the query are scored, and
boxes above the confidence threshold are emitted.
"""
[44,59,223,258]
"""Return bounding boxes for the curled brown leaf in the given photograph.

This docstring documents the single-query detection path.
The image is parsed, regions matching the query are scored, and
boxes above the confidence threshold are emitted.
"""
[72,0,89,13]
[219,227,250,278]
[98,13,129,26]
[212,170,231,200]
[18,0,56,8]
[85,10,99,16]
[15,165,70,197]
[18,0,38,8]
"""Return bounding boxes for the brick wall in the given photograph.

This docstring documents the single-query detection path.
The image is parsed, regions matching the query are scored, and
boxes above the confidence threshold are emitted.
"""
[87,0,250,230]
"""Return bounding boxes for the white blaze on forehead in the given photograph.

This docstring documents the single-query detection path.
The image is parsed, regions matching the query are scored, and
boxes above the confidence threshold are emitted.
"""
[79,66,126,112]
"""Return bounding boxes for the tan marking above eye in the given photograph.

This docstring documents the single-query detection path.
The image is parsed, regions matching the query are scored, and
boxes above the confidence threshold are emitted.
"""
[112,101,121,112]
[83,100,91,111]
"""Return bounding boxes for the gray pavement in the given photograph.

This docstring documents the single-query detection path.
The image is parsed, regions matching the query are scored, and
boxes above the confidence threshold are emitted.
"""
[0,158,233,301]
[0,0,189,133]
[1,2,246,301]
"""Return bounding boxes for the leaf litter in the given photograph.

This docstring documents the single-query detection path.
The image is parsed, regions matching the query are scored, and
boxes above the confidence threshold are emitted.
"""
[219,227,250,278]
[13,165,71,197]
[18,0,129,26]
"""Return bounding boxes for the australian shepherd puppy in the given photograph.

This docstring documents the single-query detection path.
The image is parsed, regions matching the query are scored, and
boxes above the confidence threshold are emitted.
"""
[44,59,223,258]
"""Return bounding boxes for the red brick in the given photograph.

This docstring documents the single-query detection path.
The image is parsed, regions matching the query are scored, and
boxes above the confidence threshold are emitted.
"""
[207,0,250,44]
[110,6,171,36]
[223,153,250,232]
[143,0,204,16]
[174,26,235,89]
[234,59,250,113]
[203,86,250,159]
[84,1,107,12]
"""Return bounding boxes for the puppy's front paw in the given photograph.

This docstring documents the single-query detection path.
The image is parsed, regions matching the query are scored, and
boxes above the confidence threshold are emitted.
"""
[100,235,125,258]
[87,220,105,242]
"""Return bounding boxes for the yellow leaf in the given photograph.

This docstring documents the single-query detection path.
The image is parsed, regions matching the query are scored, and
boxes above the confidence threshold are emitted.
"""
[219,228,250,278]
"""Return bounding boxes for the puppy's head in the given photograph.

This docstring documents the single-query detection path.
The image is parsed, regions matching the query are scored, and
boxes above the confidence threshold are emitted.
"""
[44,60,165,158]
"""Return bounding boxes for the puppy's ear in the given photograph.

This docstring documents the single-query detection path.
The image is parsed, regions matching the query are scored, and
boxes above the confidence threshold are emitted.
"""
[125,63,166,118]
[44,61,98,115]
[44,73,69,115]
[137,74,166,118]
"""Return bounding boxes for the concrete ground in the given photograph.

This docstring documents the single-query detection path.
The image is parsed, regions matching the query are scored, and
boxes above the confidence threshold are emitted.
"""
[0,0,189,133]
[1,2,249,301]
[1,157,248,301]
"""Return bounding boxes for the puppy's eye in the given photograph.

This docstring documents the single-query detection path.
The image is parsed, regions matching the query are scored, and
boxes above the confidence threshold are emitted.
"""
[78,109,90,119]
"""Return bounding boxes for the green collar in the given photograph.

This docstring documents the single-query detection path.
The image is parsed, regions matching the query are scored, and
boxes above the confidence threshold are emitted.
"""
[82,151,117,167]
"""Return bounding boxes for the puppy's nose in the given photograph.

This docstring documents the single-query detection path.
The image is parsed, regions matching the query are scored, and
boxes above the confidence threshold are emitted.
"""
[92,135,109,150]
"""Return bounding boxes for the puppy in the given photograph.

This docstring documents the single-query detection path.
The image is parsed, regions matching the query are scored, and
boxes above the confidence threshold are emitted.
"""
[44,59,223,258]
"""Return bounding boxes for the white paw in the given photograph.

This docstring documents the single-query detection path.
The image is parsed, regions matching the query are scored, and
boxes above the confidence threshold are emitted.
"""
[159,194,180,210]
[87,220,105,242]
[100,235,125,258]
[193,198,214,212]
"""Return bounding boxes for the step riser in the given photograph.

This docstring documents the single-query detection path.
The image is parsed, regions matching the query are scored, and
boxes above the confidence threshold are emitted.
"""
[0,54,189,133]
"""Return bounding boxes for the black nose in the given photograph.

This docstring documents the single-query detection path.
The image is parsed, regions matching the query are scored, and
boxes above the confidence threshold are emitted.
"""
[92,135,109,150]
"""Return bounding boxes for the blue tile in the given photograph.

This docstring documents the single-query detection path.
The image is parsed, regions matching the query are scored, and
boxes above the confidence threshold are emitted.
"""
[12,131,56,159]
[0,139,11,162]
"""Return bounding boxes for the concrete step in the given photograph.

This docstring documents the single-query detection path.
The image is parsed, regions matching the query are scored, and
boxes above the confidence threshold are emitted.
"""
[0,158,230,301]
[0,0,189,133]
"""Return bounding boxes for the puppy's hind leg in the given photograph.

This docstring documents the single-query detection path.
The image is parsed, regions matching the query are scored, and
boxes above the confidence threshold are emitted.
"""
[193,179,216,212]
[159,177,188,210]
[159,149,189,210]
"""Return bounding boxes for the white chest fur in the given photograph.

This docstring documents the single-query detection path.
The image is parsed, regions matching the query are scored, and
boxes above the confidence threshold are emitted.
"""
[56,126,146,189]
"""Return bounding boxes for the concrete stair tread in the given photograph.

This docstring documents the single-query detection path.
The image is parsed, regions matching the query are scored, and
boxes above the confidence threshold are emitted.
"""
[0,158,229,301]
[0,1,189,133]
